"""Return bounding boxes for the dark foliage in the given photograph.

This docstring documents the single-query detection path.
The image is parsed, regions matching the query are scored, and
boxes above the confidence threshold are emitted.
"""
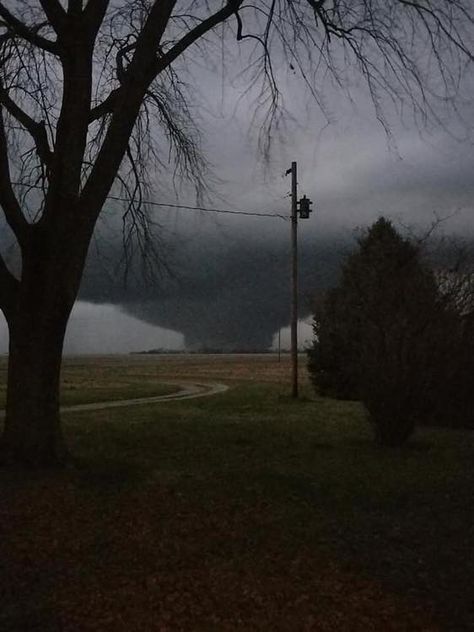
[308,218,474,445]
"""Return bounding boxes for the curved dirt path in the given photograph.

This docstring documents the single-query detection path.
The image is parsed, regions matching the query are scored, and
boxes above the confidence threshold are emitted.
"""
[0,382,229,419]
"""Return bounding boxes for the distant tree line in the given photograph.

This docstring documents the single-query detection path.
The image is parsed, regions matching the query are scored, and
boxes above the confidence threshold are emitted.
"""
[133,348,277,355]
[307,218,474,446]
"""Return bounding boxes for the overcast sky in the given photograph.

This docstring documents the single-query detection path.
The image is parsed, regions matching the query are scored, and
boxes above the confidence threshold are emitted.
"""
[64,102,474,353]
[2,8,474,354]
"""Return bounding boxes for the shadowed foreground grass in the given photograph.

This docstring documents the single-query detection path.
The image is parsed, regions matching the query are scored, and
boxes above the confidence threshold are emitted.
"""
[0,355,473,630]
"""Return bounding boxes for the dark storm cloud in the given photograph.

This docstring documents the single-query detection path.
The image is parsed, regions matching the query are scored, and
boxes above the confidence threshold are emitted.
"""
[79,221,345,350]
[74,95,474,351]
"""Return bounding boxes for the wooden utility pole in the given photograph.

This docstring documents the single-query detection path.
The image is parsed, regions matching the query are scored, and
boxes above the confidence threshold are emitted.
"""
[286,163,313,398]
[290,161,298,398]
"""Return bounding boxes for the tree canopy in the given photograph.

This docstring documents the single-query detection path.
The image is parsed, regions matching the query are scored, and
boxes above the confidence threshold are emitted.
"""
[308,218,474,445]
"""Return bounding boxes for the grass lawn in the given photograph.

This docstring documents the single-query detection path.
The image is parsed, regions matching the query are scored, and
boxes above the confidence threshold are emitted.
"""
[0,354,473,630]
[0,356,180,408]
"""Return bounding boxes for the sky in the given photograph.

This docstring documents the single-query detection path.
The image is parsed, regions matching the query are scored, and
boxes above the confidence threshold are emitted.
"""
[1,4,474,354]
[70,64,473,353]
[66,101,474,353]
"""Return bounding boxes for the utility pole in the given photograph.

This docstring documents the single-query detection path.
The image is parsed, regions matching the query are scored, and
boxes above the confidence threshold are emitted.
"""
[285,162,313,399]
[290,162,299,398]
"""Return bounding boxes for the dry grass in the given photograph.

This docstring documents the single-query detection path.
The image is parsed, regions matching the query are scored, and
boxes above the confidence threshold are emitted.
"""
[0,355,187,408]
[65,352,309,384]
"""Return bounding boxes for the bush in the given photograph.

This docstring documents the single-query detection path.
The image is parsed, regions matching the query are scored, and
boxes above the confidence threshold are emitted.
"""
[307,217,472,445]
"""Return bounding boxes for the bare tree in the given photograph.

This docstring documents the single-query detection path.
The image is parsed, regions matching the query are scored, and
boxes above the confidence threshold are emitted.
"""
[0,1,472,466]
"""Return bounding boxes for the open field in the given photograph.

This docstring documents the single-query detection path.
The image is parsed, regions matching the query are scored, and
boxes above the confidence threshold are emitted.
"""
[0,352,304,408]
[0,355,186,408]
[1,354,473,630]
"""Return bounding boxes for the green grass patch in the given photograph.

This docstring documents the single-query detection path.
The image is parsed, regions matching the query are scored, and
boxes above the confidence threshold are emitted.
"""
[59,381,178,406]
[0,358,179,408]
[0,381,178,408]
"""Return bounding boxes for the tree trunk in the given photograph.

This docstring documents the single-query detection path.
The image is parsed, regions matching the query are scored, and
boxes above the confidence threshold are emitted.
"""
[0,308,69,467]
[0,201,97,467]
[0,214,93,468]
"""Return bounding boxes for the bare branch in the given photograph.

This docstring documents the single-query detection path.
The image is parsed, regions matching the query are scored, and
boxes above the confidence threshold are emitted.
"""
[80,0,178,215]
[89,88,120,122]
[158,0,244,71]
[0,107,29,242]
[0,3,59,54]
[38,0,67,33]
[83,0,110,35]
[81,0,249,221]
[398,0,474,62]
[0,82,52,167]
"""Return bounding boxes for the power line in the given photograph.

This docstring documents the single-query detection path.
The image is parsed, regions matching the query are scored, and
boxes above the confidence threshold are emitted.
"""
[106,196,289,221]
[12,182,289,221]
